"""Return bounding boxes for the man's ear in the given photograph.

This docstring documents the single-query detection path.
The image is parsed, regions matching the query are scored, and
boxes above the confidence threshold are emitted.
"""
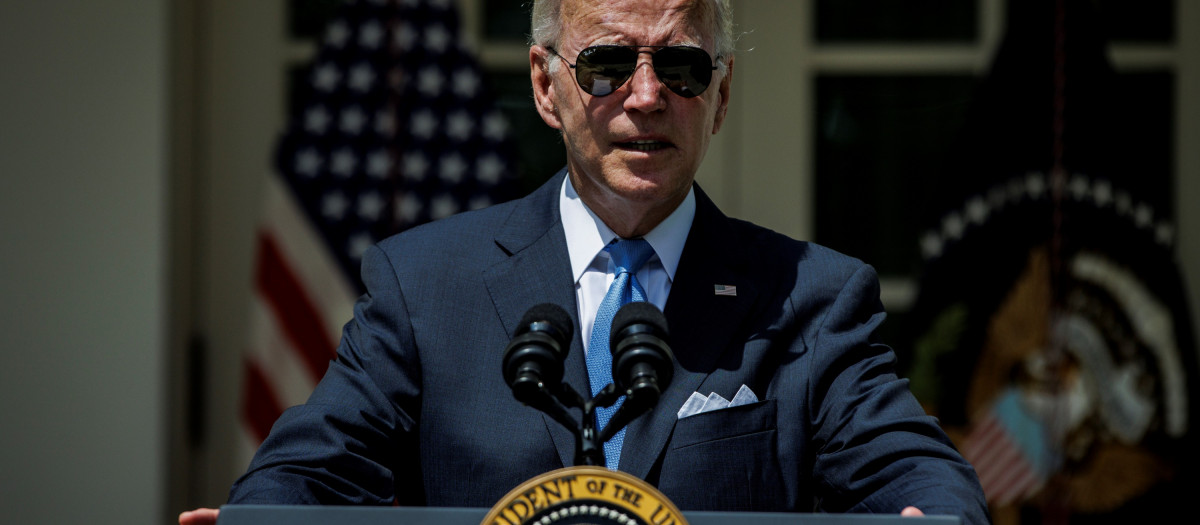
[531,46,563,130]
[711,56,734,135]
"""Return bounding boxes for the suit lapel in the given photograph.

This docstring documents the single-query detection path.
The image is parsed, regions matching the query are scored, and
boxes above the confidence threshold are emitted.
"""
[619,185,759,479]
[482,175,758,475]
[482,170,586,469]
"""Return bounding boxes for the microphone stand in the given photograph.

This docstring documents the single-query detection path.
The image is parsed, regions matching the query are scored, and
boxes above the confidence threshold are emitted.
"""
[522,379,657,467]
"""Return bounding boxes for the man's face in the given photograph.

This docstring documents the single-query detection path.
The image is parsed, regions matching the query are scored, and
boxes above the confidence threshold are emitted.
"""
[532,0,733,231]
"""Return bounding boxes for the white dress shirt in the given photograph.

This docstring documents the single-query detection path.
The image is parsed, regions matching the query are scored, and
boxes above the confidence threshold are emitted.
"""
[559,175,696,355]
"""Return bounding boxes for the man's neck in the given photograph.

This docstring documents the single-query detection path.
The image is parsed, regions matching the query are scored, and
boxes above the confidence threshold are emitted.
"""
[566,173,690,239]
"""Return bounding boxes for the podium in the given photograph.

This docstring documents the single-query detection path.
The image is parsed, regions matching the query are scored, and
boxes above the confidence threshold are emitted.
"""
[217,505,960,525]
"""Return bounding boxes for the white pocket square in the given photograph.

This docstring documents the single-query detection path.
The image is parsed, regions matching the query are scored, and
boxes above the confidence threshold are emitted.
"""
[677,384,759,419]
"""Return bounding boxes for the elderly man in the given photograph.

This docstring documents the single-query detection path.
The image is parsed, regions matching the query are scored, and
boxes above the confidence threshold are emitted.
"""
[181,1,989,524]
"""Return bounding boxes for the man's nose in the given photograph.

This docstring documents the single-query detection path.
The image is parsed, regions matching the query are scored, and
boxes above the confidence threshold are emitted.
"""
[623,56,667,112]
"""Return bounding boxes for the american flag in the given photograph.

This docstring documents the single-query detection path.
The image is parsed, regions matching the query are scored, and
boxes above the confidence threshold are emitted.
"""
[960,389,1052,506]
[241,0,520,456]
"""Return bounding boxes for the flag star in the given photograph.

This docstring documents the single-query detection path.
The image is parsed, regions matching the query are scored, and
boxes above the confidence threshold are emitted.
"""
[358,192,385,221]
[325,20,350,48]
[402,151,429,180]
[349,63,376,92]
[323,191,349,220]
[482,111,509,142]
[941,212,965,240]
[446,110,473,142]
[331,147,358,177]
[375,109,395,137]
[453,68,480,98]
[305,106,331,134]
[1069,175,1090,201]
[313,63,341,92]
[1093,180,1113,208]
[294,147,323,178]
[396,192,423,223]
[340,106,367,135]
[418,66,445,96]
[366,149,391,179]
[425,24,451,53]
[477,153,504,184]
[359,21,385,49]
[439,153,467,184]
[431,193,459,219]
[348,232,373,260]
[410,109,438,140]
[920,231,944,260]
[1025,172,1046,199]
[1134,203,1154,228]
[468,195,492,210]
[965,196,988,224]
[394,22,418,52]
[1156,222,1175,246]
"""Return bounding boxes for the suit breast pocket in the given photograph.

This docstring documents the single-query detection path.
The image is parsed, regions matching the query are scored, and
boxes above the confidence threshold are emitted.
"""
[658,399,783,511]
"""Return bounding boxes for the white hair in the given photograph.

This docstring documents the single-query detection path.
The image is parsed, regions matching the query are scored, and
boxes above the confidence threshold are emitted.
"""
[530,0,735,60]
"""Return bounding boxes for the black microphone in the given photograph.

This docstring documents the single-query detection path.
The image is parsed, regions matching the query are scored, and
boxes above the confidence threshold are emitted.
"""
[609,301,674,406]
[596,301,674,443]
[502,303,574,405]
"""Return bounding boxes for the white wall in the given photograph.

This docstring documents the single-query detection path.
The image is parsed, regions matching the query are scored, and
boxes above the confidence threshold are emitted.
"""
[0,2,169,524]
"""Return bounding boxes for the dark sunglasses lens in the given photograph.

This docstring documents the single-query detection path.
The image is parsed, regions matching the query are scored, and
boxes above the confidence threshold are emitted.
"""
[575,46,638,96]
[573,46,714,97]
[653,47,713,98]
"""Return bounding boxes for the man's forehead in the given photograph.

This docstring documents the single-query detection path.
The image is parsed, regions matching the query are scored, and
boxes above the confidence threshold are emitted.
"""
[560,0,710,46]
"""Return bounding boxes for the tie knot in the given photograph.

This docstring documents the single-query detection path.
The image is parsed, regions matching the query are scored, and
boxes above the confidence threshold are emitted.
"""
[605,238,655,275]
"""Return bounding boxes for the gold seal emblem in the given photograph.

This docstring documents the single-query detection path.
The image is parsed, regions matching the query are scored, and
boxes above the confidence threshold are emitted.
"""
[482,466,688,525]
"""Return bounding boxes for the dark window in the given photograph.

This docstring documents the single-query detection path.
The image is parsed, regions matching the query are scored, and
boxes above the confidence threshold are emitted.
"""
[815,0,979,44]
[484,0,533,43]
[1094,0,1175,44]
[486,70,567,191]
[288,0,345,40]
[815,75,977,277]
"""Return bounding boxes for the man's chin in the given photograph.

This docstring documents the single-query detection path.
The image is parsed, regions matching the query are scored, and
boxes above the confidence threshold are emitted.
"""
[607,174,691,207]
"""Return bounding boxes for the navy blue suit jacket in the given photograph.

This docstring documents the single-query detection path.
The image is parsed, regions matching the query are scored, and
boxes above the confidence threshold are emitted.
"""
[229,170,989,524]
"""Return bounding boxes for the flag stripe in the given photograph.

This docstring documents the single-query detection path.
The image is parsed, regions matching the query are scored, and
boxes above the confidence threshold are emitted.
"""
[989,461,1040,505]
[963,411,1044,506]
[240,359,285,443]
[247,297,324,409]
[263,175,357,341]
[255,231,337,380]
[961,416,1005,464]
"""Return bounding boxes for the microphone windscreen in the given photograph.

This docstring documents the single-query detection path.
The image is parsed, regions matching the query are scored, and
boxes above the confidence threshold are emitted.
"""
[519,303,574,343]
[612,301,668,336]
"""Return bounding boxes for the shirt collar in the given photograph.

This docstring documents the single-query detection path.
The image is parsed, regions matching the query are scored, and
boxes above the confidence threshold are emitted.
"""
[560,174,695,283]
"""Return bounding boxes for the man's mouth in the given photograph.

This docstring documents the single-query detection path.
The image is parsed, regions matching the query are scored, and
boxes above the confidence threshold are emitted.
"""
[618,140,672,152]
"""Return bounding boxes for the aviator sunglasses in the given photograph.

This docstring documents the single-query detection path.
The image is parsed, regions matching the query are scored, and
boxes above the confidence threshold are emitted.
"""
[547,45,720,98]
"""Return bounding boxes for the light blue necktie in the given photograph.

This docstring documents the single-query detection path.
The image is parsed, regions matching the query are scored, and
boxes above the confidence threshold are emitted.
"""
[587,238,655,470]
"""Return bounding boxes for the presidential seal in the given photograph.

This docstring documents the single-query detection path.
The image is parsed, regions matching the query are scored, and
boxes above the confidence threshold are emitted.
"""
[907,171,1198,522]
[482,466,688,525]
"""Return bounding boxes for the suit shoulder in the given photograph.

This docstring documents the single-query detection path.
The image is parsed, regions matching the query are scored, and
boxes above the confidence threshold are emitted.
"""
[727,217,869,274]
[376,199,519,254]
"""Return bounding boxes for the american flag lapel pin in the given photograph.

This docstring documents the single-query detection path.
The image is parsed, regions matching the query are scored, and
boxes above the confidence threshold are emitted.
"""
[714,284,737,296]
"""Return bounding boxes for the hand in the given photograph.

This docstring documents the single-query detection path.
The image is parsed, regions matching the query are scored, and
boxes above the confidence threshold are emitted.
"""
[901,506,925,517]
[178,508,220,525]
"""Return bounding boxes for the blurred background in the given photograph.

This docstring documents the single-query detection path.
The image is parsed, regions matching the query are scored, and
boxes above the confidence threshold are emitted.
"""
[0,0,1196,524]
